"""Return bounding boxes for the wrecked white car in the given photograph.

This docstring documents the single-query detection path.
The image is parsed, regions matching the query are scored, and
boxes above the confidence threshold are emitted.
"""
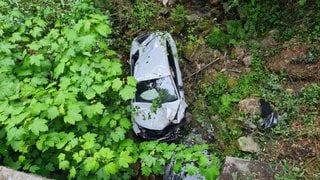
[130,32,188,141]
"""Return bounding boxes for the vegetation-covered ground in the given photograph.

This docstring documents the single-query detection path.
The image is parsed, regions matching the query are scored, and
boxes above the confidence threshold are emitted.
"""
[0,0,319,179]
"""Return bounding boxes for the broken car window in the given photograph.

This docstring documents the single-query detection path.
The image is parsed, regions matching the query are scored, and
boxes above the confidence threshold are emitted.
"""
[136,76,178,103]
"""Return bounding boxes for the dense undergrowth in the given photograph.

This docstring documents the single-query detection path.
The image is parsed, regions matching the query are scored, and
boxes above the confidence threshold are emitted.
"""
[1,0,319,179]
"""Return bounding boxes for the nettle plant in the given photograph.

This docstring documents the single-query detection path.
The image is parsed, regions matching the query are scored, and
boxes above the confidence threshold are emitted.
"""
[0,1,137,179]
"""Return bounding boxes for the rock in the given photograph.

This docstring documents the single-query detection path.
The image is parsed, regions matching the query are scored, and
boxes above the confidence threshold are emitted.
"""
[0,166,49,180]
[260,30,278,48]
[183,41,197,61]
[237,136,260,153]
[221,157,274,179]
[231,46,245,60]
[243,55,252,67]
[238,98,261,116]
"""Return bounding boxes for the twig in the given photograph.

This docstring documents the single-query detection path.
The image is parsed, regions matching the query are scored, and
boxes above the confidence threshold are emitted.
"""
[184,58,220,81]
[285,69,300,96]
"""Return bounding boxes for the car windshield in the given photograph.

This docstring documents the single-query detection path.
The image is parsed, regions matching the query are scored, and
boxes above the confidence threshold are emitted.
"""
[135,76,178,103]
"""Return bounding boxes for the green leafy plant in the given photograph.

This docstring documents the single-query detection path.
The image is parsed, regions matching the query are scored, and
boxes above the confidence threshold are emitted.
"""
[139,141,220,179]
[0,1,138,179]
[206,27,229,51]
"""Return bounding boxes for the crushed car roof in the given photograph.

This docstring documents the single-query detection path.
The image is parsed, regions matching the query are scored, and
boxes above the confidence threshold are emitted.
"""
[133,35,172,81]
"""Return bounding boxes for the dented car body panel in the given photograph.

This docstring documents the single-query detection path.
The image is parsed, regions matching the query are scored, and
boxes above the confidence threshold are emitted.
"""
[130,32,188,141]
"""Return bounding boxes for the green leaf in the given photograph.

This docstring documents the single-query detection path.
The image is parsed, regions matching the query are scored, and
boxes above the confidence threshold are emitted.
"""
[69,166,76,178]
[95,23,111,37]
[47,106,59,120]
[185,164,199,175]
[28,118,48,135]
[201,164,220,180]
[29,165,40,173]
[84,157,99,172]
[30,27,42,37]
[29,54,44,66]
[118,151,134,168]
[112,78,122,91]
[59,160,70,170]
[127,76,137,86]
[110,127,126,142]
[83,102,105,118]
[105,162,118,175]
[54,62,65,79]
[119,118,131,129]
[64,104,83,125]
[78,34,96,50]
[119,85,136,100]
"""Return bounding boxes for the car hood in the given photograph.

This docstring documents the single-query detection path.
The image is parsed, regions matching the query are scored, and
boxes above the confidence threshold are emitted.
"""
[133,35,171,82]
[133,100,180,130]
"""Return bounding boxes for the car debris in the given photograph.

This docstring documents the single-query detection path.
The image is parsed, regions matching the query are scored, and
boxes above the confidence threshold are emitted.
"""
[130,32,189,141]
[259,99,281,129]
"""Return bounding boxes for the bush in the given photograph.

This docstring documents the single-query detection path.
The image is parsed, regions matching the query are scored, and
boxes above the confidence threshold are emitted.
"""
[0,1,137,179]
[206,27,229,51]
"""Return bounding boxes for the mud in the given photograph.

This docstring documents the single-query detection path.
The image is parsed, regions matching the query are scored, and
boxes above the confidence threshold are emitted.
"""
[268,41,320,83]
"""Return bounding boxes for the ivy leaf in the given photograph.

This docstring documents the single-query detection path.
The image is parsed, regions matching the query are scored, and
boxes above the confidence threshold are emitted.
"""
[105,162,118,175]
[119,85,136,101]
[118,151,134,168]
[28,118,48,135]
[95,23,111,37]
[30,54,44,66]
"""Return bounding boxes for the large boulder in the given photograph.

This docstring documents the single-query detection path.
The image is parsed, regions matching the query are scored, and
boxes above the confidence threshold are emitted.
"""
[0,166,49,180]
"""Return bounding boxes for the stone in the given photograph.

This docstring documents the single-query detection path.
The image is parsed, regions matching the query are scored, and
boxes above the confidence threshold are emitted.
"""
[0,166,49,180]
[243,55,252,67]
[238,98,261,116]
[183,41,197,61]
[231,46,245,60]
[237,136,260,153]
[260,30,279,48]
[220,157,274,179]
